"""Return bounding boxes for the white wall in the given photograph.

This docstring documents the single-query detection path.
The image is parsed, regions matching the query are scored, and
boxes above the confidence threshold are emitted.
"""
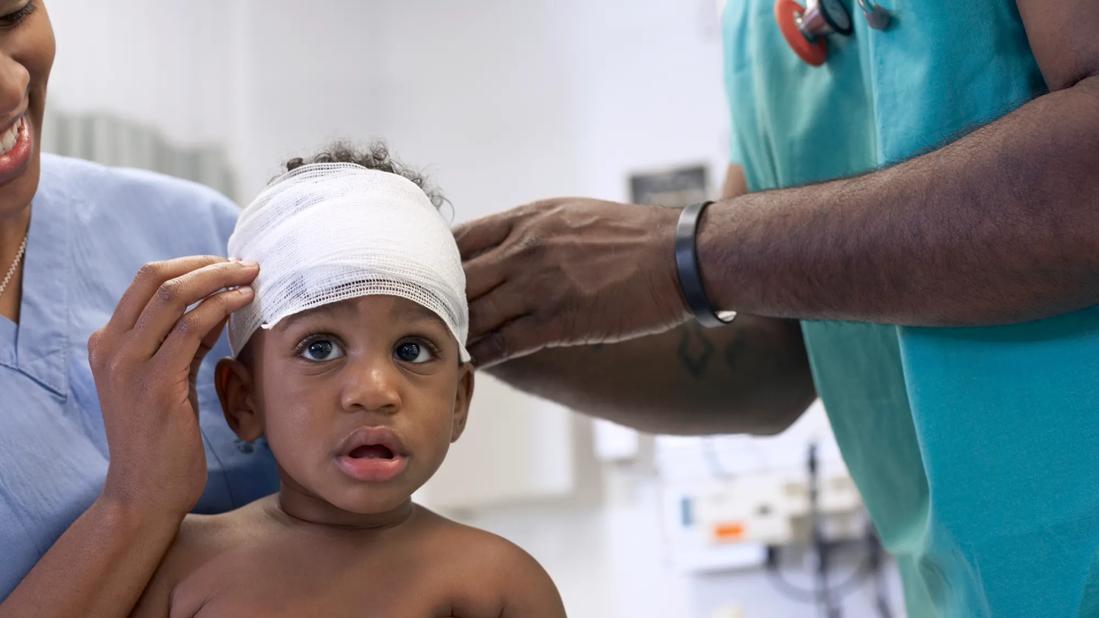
[565,0,731,201]
[46,0,237,148]
[230,0,589,215]
[46,0,731,222]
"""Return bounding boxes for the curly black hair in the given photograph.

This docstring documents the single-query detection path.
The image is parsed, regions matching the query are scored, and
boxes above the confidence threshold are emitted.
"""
[284,141,445,210]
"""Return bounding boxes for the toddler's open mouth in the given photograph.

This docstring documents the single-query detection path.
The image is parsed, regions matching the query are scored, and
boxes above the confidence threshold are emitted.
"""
[335,426,409,483]
[348,444,396,460]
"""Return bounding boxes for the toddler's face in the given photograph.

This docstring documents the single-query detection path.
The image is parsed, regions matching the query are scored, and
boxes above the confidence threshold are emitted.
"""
[218,294,473,517]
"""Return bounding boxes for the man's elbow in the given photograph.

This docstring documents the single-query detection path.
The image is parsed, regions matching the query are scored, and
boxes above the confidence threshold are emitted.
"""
[741,388,817,437]
[622,386,816,437]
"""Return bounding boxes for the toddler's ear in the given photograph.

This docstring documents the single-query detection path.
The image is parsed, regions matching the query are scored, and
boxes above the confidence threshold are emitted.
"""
[450,363,475,442]
[216,358,264,441]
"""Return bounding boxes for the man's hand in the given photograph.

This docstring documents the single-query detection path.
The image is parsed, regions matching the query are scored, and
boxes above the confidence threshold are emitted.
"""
[464,166,815,437]
[455,198,690,366]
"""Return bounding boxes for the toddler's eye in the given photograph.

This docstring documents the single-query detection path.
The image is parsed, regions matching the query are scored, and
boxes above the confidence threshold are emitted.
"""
[299,338,345,362]
[395,340,435,364]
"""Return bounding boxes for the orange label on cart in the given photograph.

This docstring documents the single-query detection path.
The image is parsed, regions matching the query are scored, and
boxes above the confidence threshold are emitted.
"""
[713,522,746,541]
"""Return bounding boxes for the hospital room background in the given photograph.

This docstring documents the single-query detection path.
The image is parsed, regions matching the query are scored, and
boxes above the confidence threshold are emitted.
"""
[44,1,905,616]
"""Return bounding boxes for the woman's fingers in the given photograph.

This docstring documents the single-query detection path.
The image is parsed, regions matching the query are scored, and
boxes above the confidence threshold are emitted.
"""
[191,315,230,381]
[130,260,259,358]
[154,286,255,374]
[103,256,226,334]
[90,258,257,519]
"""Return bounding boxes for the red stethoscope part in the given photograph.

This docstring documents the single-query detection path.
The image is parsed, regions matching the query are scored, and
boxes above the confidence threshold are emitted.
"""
[775,0,828,66]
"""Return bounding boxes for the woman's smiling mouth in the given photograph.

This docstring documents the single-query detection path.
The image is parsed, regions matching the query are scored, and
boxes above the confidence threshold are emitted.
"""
[0,113,32,186]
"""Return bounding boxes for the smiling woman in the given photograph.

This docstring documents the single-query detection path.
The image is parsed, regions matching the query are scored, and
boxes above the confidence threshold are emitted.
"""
[0,0,51,325]
[0,1,280,615]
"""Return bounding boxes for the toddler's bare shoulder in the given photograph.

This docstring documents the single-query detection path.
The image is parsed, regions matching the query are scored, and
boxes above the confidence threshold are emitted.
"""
[414,507,550,580]
[131,502,270,617]
[171,496,276,562]
[412,509,565,616]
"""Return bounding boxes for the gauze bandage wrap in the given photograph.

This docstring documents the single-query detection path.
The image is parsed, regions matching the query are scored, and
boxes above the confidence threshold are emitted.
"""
[227,162,470,361]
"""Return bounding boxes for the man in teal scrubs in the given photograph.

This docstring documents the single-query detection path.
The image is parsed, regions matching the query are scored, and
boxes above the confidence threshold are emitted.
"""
[455,1,1099,615]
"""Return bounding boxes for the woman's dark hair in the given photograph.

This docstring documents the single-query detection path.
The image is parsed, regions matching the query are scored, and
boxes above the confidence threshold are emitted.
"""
[284,141,445,210]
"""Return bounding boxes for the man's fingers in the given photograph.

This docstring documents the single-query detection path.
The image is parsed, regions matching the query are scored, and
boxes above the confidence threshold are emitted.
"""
[106,256,226,334]
[454,213,513,260]
[468,283,530,342]
[467,314,542,368]
[155,287,255,373]
[463,248,511,303]
[131,261,259,358]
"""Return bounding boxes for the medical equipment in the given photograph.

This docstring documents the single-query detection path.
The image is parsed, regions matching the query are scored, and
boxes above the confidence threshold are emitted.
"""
[858,0,892,30]
[775,0,891,66]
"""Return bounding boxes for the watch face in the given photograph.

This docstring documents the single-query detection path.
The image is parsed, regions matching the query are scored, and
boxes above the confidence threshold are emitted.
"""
[822,0,851,31]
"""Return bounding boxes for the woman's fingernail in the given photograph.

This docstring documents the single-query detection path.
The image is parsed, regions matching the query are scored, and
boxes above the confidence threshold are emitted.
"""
[240,260,259,268]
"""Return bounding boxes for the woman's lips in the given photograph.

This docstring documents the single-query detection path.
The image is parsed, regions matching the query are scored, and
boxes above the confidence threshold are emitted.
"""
[0,114,32,187]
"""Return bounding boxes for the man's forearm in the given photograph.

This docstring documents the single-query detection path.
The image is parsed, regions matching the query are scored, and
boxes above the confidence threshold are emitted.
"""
[0,496,180,617]
[701,76,1099,326]
[488,315,815,436]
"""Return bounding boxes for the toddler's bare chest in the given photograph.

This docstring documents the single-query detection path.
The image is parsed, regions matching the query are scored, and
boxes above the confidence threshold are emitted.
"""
[171,540,498,618]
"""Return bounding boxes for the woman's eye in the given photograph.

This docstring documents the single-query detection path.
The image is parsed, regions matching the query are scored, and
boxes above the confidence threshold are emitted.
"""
[299,338,345,362]
[395,340,435,364]
[1,1,35,27]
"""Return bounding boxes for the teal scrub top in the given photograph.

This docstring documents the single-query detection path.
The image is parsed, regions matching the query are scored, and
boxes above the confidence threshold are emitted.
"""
[721,1,1099,616]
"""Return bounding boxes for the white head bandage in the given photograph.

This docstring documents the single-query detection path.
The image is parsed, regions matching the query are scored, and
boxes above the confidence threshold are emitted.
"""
[227,162,470,362]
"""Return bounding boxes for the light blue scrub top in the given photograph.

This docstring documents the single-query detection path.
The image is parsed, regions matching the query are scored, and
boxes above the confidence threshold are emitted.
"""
[723,1,1099,616]
[0,154,279,599]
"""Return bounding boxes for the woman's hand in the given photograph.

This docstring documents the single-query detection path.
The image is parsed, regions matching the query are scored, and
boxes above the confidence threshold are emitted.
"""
[87,256,259,520]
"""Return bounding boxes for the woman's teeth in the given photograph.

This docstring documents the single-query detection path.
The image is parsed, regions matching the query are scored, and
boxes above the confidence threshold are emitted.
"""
[0,117,24,155]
